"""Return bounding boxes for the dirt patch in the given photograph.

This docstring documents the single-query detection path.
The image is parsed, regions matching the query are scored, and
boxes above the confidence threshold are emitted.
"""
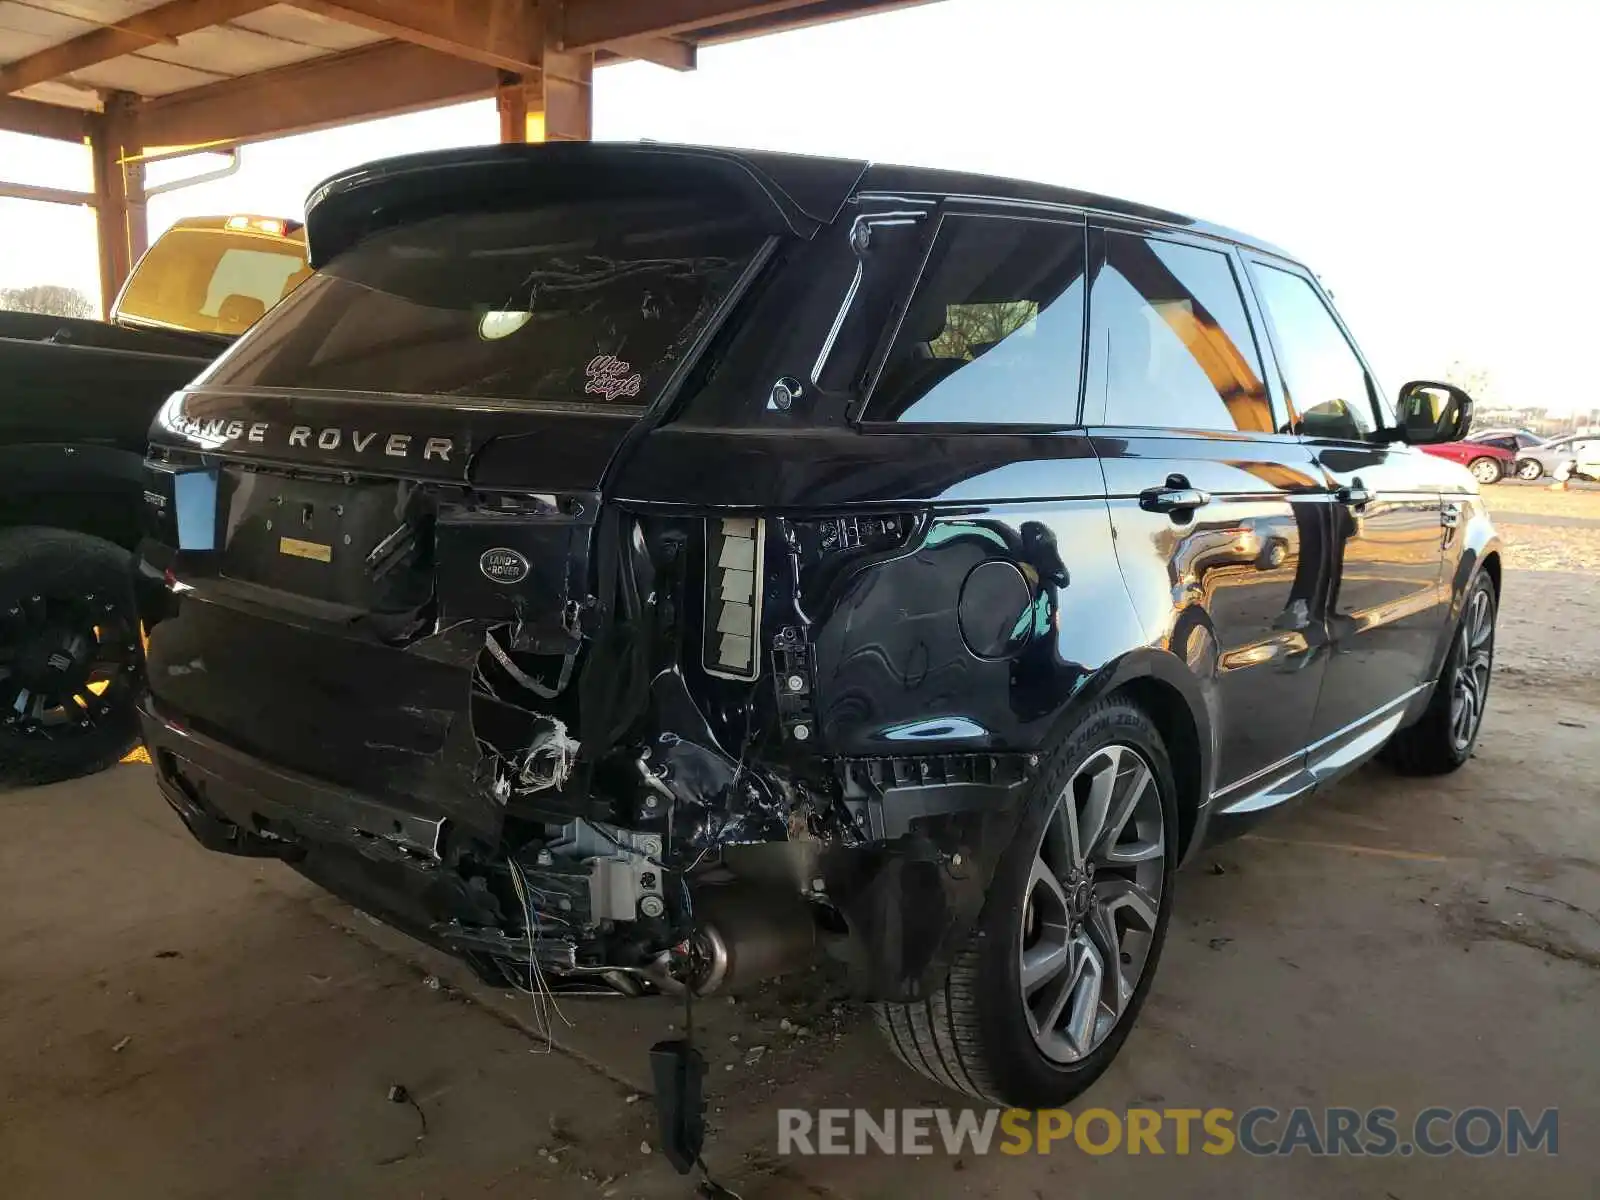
[1482,481,1600,521]
[1496,522,1600,571]
[1483,482,1600,570]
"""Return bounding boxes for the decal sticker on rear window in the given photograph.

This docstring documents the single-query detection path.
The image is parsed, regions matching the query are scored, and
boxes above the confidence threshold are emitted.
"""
[585,355,642,402]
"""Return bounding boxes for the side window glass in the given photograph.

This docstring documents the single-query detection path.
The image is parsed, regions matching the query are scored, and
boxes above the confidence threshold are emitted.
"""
[865,215,1085,424]
[1090,233,1272,433]
[1249,263,1377,440]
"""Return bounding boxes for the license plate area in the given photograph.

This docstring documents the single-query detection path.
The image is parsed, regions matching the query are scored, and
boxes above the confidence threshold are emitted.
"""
[219,469,432,612]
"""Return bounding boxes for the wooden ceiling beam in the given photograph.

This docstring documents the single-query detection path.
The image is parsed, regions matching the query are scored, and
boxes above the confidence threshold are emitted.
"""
[290,0,543,75]
[0,94,92,142]
[0,0,273,96]
[139,39,500,152]
[693,0,937,46]
[558,0,820,51]
[606,35,697,71]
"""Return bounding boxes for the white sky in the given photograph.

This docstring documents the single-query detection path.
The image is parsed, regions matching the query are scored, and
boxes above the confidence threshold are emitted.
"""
[1,0,1594,412]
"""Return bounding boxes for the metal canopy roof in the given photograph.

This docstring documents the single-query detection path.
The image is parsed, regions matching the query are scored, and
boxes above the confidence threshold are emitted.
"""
[1,1,937,315]
[0,1,935,148]
[3,4,388,110]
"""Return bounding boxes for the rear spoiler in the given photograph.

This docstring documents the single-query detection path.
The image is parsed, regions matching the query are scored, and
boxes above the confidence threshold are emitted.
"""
[302,142,869,267]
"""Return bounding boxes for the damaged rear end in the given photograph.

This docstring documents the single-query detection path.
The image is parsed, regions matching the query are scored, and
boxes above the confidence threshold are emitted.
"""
[138,143,1035,1012]
[138,144,871,997]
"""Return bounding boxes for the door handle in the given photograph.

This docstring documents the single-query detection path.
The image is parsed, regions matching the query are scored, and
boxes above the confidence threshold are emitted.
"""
[1336,484,1372,508]
[1139,474,1211,515]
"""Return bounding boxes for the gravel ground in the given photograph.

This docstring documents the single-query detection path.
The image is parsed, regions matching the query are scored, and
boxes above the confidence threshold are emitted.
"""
[1484,485,1600,572]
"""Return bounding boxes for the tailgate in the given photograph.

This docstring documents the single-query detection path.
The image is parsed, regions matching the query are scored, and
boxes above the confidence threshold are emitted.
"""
[141,179,779,841]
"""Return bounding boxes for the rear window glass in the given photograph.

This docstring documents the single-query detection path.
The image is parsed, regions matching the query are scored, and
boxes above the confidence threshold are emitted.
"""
[201,200,766,405]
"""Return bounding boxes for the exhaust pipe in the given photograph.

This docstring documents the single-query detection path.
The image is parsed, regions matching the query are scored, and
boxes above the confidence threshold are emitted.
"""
[687,884,818,996]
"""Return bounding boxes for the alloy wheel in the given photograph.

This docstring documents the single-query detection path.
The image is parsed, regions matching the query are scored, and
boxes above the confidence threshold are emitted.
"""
[1449,586,1495,751]
[1469,458,1502,485]
[1516,459,1543,481]
[0,592,137,738]
[1018,743,1165,1064]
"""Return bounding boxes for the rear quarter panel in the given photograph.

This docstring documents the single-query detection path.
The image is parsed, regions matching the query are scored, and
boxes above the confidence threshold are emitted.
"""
[616,423,1202,764]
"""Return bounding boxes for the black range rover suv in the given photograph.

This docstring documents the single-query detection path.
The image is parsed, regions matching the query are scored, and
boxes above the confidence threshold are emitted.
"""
[137,143,1499,1109]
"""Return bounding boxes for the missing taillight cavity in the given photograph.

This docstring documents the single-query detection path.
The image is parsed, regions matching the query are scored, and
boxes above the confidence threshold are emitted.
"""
[703,517,765,681]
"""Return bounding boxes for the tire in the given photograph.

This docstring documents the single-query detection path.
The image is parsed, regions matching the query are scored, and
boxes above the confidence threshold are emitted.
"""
[1383,572,1496,776]
[0,527,142,787]
[1515,458,1543,481]
[873,697,1179,1107]
[1467,456,1504,485]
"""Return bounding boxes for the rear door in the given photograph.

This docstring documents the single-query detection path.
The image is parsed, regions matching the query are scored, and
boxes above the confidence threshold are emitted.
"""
[1085,224,1331,796]
[1243,256,1451,748]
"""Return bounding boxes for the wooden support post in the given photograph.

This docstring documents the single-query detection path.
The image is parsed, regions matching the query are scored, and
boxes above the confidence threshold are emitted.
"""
[539,46,592,142]
[494,50,590,144]
[495,69,532,143]
[89,92,147,316]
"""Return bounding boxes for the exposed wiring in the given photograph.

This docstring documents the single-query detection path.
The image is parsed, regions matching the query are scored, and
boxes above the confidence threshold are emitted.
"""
[506,856,574,1047]
[377,1083,429,1167]
[695,1160,745,1199]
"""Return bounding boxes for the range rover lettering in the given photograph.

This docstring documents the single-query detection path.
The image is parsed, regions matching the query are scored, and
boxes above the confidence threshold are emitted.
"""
[136,143,1499,1110]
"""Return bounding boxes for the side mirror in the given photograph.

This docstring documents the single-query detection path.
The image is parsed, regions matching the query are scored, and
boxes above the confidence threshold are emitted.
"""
[1392,380,1474,445]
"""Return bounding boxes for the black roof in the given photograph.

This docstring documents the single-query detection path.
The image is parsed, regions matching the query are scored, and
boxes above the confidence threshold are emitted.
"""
[855,159,1293,259]
[303,141,1294,266]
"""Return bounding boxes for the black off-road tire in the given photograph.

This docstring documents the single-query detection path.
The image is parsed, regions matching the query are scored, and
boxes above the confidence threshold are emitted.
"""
[873,697,1179,1107]
[0,527,142,788]
[1383,572,1497,776]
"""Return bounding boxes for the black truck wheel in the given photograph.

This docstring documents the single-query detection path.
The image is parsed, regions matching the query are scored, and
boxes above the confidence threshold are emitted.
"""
[874,697,1178,1107]
[0,528,142,787]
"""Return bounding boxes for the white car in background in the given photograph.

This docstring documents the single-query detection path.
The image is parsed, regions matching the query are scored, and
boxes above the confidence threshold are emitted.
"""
[1514,434,1600,482]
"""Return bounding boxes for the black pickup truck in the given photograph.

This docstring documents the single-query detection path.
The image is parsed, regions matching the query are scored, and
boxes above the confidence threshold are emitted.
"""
[1,215,307,785]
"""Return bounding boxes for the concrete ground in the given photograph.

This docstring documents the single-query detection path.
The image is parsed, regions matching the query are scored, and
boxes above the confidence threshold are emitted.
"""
[4,489,1598,1199]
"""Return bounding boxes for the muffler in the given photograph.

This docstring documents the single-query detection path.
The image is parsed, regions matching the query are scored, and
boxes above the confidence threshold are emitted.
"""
[687,883,818,995]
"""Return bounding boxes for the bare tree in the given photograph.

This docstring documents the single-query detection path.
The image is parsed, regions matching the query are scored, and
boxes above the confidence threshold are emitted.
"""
[1445,360,1495,405]
[931,300,1038,360]
[0,284,95,320]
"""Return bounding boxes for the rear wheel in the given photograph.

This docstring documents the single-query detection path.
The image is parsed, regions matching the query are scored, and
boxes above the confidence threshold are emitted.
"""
[1516,458,1544,481]
[1383,572,1496,775]
[874,698,1178,1106]
[0,528,142,787]
[1468,456,1504,485]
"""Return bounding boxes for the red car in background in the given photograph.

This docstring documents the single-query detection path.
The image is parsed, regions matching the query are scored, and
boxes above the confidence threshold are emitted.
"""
[1420,436,1516,484]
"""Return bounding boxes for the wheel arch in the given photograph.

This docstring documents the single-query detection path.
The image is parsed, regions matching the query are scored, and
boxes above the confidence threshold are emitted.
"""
[1478,548,1502,599]
[1104,667,1208,865]
[1424,522,1502,688]
[1054,647,1215,866]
